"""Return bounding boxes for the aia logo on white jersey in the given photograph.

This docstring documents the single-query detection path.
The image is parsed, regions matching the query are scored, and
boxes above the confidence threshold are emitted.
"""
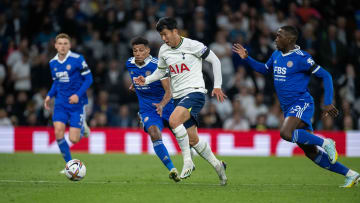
[169,63,190,74]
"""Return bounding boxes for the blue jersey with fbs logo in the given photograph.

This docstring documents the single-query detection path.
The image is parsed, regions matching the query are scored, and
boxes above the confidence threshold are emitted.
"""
[48,51,92,109]
[126,56,174,116]
[263,46,316,111]
[244,45,334,129]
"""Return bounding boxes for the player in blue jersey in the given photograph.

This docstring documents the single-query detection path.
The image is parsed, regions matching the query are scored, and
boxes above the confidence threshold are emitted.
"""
[233,25,359,188]
[127,37,181,182]
[44,33,93,173]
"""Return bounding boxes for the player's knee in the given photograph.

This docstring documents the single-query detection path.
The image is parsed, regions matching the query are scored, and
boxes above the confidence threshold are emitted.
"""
[169,118,181,129]
[148,131,161,141]
[69,136,80,144]
[54,128,65,139]
[279,129,292,141]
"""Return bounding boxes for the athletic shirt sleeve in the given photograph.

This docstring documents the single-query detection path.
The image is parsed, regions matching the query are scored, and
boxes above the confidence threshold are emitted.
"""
[301,54,320,74]
[78,55,91,75]
[49,63,56,80]
[265,51,276,70]
[158,47,167,69]
[190,39,210,59]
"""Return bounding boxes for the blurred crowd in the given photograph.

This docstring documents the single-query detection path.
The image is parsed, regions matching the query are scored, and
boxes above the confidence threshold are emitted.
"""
[0,0,360,131]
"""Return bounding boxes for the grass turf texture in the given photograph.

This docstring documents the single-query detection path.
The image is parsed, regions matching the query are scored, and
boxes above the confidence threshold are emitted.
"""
[0,153,359,203]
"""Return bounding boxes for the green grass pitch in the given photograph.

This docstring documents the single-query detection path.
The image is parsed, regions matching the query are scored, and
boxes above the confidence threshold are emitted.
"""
[0,153,359,203]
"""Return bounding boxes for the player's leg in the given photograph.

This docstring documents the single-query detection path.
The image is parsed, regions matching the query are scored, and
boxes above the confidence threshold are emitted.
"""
[82,105,91,138]
[187,124,227,185]
[281,102,337,163]
[296,125,359,188]
[54,121,72,163]
[68,106,87,144]
[69,127,81,143]
[141,111,180,182]
[169,106,194,178]
[53,105,72,164]
[147,125,179,182]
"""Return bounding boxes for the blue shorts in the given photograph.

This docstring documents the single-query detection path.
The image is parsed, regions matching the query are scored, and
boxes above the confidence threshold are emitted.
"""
[173,92,205,128]
[139,110,172,132]
[53,104,86,129]
[284,100,314,131]
[139,101,174,132]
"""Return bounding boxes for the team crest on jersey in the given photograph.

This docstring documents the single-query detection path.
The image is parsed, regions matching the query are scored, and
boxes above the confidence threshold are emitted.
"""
[145,71,151,76]
[54,68,57,71]
[274,60,277,64]
[130,71,134,74]
[287,61,293,68]
[144,117,149,122]
[66,64,71,70]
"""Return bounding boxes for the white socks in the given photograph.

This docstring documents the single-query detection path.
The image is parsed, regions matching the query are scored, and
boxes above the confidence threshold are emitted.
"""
[193,139,220,168]
[172,125,192,162]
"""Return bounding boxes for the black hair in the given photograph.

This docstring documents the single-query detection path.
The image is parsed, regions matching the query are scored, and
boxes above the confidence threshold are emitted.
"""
[131,37,149,47]
[280,25,298,41]
[156,17,177,32]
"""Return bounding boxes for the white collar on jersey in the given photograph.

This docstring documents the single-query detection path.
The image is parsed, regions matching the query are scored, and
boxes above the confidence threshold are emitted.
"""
[130,55,153,68]
[53,51,72,64]
[281,45,300,56]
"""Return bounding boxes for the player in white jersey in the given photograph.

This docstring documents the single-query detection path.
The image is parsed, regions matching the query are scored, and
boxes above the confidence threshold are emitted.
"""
[134,17,227,185]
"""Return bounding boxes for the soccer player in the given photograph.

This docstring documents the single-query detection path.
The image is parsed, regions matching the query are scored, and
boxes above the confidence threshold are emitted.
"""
[134,17,227,185]
[233,25,360,188]
[44,33,93,173]
[127,37,181,182]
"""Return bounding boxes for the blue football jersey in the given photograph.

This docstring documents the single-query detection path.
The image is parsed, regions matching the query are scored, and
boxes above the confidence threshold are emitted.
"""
[265,46,315,111]
[126,56,174,114]
[49,51,90,107]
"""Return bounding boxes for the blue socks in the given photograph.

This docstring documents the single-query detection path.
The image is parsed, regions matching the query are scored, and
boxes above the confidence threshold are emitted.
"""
[153,140,175,171]
[292,129,324,146]
[57,138,72,162]
[313,150,349,176]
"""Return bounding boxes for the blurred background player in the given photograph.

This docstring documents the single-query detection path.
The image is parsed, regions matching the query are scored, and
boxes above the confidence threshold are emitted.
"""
[44,33,93,173]
[127,36,180,182]
[135,17,227,185]
[233,25,360,188]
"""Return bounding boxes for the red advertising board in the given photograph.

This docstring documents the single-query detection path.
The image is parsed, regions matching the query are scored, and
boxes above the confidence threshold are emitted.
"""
[1,127,359,156]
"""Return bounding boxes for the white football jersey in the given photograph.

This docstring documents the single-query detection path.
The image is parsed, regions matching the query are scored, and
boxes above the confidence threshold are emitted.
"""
[158,37,209,99]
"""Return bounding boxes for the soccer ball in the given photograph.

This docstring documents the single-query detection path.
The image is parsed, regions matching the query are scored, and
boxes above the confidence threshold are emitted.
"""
[64,159,86,181]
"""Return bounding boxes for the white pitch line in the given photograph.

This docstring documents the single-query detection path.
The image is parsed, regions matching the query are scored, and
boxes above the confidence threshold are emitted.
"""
[0,179,336,186]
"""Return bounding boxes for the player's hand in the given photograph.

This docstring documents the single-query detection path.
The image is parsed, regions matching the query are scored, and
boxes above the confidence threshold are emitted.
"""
[129,83,135,92]
[134,76,146,86]
[153,103,164,117]
[212,88,227,103]
[69,94,79,104]
[232,43,248,59]
[44,96,51,111]
[322,104,339,118]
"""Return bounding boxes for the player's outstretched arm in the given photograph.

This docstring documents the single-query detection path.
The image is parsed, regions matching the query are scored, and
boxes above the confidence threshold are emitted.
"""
[153,77,172,117]
[232,43,270,75]
[204,50,227,102]
[146,67,167,85]
[312,66,339,118]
